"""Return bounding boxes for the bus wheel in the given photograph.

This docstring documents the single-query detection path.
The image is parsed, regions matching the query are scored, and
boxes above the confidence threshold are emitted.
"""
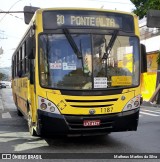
[28,110,38,136]
[17,108,23,116]
[35,115,43,136]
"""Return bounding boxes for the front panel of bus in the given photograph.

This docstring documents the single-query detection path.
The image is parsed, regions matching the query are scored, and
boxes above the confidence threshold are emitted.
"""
[35,9,141,135]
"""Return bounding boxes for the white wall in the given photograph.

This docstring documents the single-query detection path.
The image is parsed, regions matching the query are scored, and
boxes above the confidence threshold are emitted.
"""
[141,35,160,53]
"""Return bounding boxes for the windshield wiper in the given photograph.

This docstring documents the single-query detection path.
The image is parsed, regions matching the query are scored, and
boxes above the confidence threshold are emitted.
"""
[102,30,119,59]
[63,28,82,59]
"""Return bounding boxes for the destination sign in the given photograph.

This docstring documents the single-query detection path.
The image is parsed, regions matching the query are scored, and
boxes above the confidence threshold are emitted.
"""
[56,15,120,28]
[43,11,134,32]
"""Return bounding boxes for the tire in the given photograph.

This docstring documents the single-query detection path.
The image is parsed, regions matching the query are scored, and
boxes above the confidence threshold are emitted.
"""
[28,109,38,136]
[17,108,23,116]
[35,117,43,137]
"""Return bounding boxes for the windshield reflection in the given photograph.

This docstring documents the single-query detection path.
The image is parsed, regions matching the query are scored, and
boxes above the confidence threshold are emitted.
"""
[39,33,139,90]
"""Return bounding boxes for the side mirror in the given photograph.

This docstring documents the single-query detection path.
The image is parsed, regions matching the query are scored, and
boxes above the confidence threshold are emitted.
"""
[140,44,147,73]
[26,36,35,59]
[24,6,40,24]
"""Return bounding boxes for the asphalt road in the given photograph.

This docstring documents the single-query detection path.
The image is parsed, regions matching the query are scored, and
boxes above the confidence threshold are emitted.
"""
[0,88,160,162]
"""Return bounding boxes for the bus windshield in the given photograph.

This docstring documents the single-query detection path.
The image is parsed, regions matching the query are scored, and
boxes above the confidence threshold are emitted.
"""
[39,32,139,90]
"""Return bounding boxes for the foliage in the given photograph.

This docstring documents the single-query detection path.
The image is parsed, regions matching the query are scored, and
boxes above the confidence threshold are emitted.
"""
[130,0,160,19]
[0,73,7,81]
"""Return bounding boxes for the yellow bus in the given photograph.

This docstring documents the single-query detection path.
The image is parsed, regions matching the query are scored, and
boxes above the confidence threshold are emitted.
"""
[12,6,147,136]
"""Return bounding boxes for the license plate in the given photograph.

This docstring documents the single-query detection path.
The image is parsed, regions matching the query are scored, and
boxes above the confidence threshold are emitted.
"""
[83,120,101,127]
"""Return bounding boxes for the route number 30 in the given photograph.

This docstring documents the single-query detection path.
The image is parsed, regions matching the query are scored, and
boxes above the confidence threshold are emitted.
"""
[57,15,65,25]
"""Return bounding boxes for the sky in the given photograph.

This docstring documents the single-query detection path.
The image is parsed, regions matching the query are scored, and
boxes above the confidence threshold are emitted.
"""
[0,0,135,68]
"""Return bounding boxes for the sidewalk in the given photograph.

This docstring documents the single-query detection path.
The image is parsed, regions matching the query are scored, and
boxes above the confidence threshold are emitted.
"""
[0,90,4,110]
[141,101,160,108]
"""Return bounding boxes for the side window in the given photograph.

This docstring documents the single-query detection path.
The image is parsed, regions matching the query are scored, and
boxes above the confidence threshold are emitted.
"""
[16,53,19,76]
[22,43,26,74]
[12,58,14,79]
[20,41,29,75]
[12,37,30,78]
[15,55,17,77]
[19,47,22,77]
[39,35,49,86]
[40,48,49,86]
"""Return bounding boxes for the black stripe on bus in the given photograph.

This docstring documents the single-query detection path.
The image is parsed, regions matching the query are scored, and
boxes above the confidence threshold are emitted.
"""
[60,89,123,96]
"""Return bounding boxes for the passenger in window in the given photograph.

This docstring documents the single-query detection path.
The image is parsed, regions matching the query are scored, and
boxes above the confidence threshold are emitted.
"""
[49,49,62,63]
[83,48,92,76]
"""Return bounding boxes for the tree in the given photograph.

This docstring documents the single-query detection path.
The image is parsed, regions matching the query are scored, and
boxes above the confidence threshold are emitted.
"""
[131,0,160,19]
[0,73,5,81]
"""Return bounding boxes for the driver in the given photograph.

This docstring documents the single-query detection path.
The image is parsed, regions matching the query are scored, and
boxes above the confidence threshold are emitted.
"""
[49,49,62,63]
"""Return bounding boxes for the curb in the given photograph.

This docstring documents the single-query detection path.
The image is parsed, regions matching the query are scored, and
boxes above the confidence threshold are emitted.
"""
[0,90,4,111]
[141,101,160,108]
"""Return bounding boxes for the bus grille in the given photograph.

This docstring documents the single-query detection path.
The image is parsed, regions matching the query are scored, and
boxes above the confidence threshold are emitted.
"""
[65,98,118,108]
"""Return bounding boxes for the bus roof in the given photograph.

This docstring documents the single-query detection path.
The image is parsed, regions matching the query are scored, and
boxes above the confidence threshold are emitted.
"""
[24,6,136,25]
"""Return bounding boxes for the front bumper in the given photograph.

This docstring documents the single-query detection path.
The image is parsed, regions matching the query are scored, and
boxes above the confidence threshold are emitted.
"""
[38,108,139,136]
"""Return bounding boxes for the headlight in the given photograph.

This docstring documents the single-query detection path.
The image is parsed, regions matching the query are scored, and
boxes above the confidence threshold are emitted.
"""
[38,96,60,114]
[127,104,132,109]
[123,95,141,112]
[40,103,47,110]
[134,101,139,107]
[50,106,55,112]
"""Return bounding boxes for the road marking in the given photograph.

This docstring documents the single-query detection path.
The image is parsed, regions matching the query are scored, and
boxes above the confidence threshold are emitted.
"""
[2,112,12,119]
[0,100,4,111]
[141,106,154,108]
[141,109,160,114]
[140,111,160,117]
